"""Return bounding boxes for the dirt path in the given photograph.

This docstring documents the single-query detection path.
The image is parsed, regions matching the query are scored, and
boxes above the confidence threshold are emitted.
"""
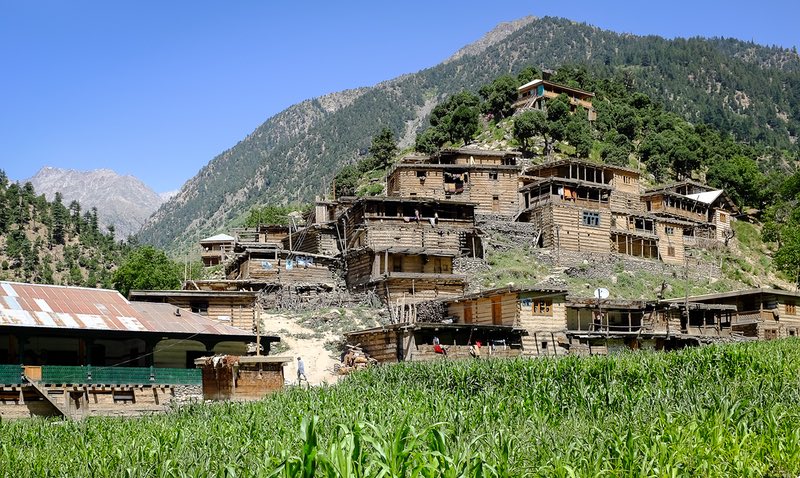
[260,313,341,386]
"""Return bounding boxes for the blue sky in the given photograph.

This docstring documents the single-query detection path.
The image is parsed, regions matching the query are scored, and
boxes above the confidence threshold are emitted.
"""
[1,1,797,193]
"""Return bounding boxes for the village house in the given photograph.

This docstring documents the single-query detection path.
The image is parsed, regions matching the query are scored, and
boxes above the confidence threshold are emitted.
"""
[385,148,523,218]
[194,355,292,401]
[344,322,526,363]
[564,297,737,354]
[346,286,570,360]
[641,181,738,244]
[199,233,236,267]
[129,289,259,332]
[516,159,734,264]
[0,281,268,418]
[664,288,800,340]
[517,159,640,254]
[514,78,597,121]
[338,196,480,305]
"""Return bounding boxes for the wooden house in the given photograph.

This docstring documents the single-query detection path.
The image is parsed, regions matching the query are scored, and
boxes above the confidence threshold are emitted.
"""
[518,160,645,254]
[199,233,236,267]
[129,289,259,332]
[282,223,340,256]
[641,183,737,244]
[517,176,613,253]
[0,281,268,418]
[344,323,525,363]
[338,196,480,305]
[514,79,597,121]
[442,286,570,356]
[226,247,340,291]
[194,355,291,400]
[664,288,800,339]
[565,297,738,354]
[231,225,292,248]
[385,149,523,217]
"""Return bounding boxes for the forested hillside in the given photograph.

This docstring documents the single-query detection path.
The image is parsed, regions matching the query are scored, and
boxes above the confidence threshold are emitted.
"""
[138,16,800,253]
[0,171,126,287]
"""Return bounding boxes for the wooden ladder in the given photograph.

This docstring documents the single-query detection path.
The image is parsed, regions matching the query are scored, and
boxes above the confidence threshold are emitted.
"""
[22,375,71,419]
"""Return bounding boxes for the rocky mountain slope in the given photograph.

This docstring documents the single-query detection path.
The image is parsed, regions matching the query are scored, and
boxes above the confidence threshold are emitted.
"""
[28,167,165,239]
[138,16,800,253]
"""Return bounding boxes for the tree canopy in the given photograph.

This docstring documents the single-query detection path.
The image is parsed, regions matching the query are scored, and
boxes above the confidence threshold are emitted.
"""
[112,246,182,297]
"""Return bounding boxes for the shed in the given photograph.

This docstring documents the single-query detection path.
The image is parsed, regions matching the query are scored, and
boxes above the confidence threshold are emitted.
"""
[194,355,292,400]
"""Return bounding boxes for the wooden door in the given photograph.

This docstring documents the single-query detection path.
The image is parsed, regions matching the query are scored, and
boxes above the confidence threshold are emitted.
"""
[464,303,473,324]
[491,297,502,325]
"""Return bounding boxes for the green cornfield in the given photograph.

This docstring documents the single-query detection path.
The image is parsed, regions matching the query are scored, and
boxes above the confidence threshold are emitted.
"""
[2,339,800,477]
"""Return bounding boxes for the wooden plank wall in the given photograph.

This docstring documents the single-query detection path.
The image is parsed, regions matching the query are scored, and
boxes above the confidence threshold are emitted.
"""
[166,298,255,331]
[656,223,685,265]
[446,293,518,326]
[365,225,464,252]
[551,204,612,253]
[345,252,374,288]
[243,258,337,286]
[389,168,519,216]
[714,209,731,241]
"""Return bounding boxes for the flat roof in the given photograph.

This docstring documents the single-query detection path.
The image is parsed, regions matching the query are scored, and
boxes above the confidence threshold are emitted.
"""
[200,233,235,243]
[663,288,800,303]
[517,79,595,98]
[0,281,258,338]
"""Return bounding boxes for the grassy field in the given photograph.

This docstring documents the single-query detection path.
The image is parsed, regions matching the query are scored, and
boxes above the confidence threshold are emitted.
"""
[2,340,800,477]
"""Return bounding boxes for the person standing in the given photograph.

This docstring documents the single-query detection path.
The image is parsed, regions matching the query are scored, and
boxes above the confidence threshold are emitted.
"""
[296,356,307,385]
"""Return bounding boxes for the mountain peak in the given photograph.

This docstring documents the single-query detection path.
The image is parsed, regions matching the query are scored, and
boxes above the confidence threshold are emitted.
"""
[445,16,537,63]
[27,167,166,238]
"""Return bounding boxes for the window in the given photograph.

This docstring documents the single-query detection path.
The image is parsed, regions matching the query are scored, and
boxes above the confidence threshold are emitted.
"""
[787,302,797,315]
[190,301,209,315]
[623,175,632,184]
[719,212,727,223]
[667,246,675,257]
[665,227,674,235]
[765,329,778,340]
[532,299,553,316]
[582,211,600,227]
[489,171,498,180]
[416,170,427,178]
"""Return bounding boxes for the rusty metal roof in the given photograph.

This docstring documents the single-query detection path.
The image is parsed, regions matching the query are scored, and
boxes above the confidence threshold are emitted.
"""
[0,281,255,337]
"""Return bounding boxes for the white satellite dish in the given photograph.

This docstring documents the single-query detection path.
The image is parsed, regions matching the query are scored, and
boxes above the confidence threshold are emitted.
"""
[594,288,610,300]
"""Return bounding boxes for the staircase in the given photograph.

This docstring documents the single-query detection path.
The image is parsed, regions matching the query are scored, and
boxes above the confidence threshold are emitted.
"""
[22,374,71,419]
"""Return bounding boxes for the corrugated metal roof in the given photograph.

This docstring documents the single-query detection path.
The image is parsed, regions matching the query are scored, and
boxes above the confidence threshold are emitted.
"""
[0,281,255,337]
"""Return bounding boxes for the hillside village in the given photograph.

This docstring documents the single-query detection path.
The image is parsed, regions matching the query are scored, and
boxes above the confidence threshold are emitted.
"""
[2,73,799,418]
[128,78,800,379]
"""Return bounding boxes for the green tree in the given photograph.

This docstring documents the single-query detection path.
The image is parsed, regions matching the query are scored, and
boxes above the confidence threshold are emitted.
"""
[414,127,448,156]
[513,110,554,156]
[706,155,765,208]
[450,104,480,146]
[774,224,800,284]
[333,164,361,198]
[564,112,593,158]
[479,75,519,120]
[368,127,398,170]
[112,246,182,297]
